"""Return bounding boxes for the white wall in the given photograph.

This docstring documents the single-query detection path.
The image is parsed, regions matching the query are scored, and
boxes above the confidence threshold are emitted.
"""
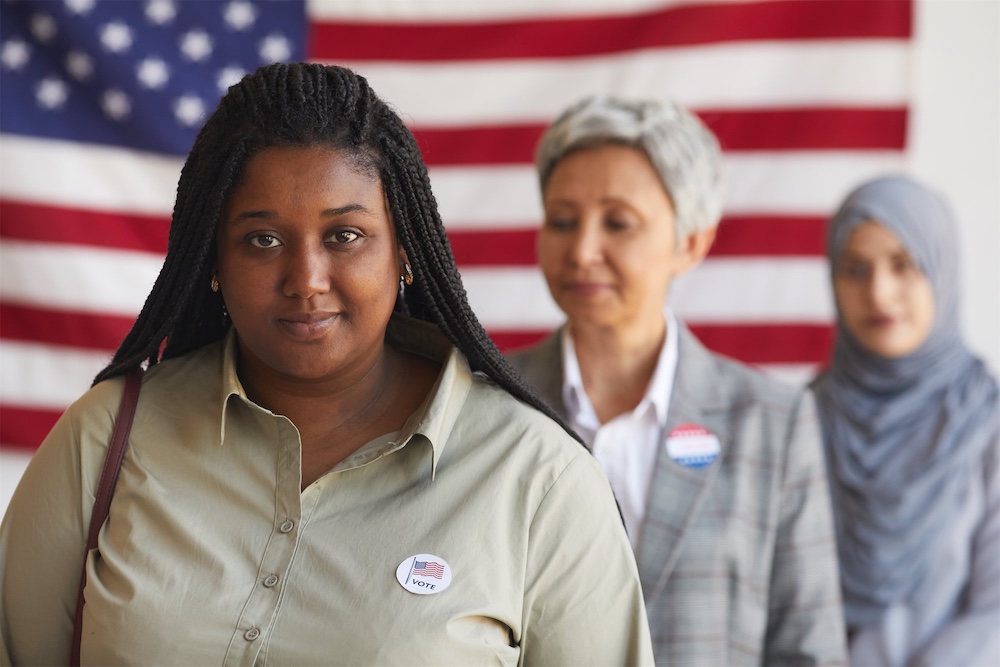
[910,0,1000,373]
[1,0,998,516]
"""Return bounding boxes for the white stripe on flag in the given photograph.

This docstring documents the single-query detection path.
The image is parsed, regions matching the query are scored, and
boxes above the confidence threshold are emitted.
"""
[305,0,746,21]
[429,153,907,227]
[329,41,910,124]
[0,240,158,316]
[0,135,182,215]
[462,258,833,330]
[0,341,111,408]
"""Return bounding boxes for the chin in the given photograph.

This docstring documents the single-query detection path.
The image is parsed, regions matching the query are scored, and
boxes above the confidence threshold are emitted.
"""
[859,337,919,359]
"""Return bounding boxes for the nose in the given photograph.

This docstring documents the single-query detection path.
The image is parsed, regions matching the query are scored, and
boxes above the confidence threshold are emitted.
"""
[566,220,603,267]
[868,265,896,307]
[282,245,331,299]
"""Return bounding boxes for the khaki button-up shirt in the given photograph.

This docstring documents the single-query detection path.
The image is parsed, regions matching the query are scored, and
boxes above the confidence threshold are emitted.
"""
[1,316,653,666]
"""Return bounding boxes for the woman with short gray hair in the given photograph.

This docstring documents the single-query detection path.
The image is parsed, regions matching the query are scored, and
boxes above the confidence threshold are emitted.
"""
[508,95,848,666]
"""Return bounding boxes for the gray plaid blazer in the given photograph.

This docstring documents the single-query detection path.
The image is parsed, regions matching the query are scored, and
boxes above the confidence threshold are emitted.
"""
[508,323,848,666]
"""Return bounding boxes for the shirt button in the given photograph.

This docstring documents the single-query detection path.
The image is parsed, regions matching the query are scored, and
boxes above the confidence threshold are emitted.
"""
[279,520,294,533]
[244,627,260,641]
[263,574,279,588]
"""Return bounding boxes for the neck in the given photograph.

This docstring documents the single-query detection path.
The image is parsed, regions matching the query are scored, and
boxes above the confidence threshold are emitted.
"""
[239,344,396,429]
[238,341,440,488]
[569,314,667,422]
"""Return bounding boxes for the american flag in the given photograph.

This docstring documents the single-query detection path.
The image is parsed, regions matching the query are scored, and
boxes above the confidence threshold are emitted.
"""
[412,559,445,579]
[0,0,912,455]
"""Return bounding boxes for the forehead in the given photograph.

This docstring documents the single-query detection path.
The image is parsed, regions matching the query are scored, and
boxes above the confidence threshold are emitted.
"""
[234,145,383,196]
[842,220,910,258]
[545,144,665,198]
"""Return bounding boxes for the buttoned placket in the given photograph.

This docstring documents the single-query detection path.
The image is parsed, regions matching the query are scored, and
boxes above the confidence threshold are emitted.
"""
[223,410,307,667]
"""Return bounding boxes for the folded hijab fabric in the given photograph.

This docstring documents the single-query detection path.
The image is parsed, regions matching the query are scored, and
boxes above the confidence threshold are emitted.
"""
[811,174,1000,628]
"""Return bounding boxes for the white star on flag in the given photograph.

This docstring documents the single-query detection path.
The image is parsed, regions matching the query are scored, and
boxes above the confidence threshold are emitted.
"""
[101,89,131,120]
[64,0,96,16]
[180,30,213,62]
[216,65,246,93]
[65,51,94,81]
[173,94,205,126]
[30,13,57,43]
[258,34,290,63]
[100,21,133,53]
[136,57,170,89]
[224,1,256,31]
[0,39,31,71]
[35,76,68,109]
[145,0,177,26]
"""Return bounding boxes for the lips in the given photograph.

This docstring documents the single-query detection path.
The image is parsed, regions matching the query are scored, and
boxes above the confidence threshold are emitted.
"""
[276,312,339,339]
[867,314,896,327]
[563,279,611,298]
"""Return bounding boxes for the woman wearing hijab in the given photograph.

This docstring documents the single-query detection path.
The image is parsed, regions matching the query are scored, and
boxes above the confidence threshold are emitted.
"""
[507,95,847,666]
[811,174,1000,667]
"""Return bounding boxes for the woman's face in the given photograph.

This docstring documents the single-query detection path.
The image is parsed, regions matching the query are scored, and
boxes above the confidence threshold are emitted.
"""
[216,145,404,384]
[833,220,935,358]
[537,144,698,335]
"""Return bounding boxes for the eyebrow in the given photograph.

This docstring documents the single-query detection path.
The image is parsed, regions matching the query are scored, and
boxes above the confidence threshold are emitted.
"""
[229,203,370,225]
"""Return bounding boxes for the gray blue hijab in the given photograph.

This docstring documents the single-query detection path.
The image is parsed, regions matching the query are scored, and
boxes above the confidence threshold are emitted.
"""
[811,175,999,628]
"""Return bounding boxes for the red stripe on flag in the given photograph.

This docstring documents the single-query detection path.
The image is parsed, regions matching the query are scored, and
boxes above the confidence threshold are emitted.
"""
[0,303,132,351]
[414,108,908,166]
[698,108,908,153]
[0,200,169,254]
[687,323,833,364]
[712,216,826,256]
[0,405,63,450]
[448,216,824,266]
[309,0,912,61]
[449,228,537,266]
[491,324,833,364]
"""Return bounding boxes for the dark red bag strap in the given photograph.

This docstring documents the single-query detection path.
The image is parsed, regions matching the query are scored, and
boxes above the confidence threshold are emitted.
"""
[70,369,142,666]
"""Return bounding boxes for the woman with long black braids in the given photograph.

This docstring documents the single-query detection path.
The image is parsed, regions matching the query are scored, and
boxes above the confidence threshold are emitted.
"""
[0,63,653,666]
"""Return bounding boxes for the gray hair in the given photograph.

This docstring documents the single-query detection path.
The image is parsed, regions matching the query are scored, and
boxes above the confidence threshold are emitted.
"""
[535,96,725,241]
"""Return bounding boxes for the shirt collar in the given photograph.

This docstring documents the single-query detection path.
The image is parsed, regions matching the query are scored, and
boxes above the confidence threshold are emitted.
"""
[216,314,470,479]
[560,309,680,429]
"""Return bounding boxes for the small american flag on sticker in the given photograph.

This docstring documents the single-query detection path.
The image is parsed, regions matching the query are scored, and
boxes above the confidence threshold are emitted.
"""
[412,560,445,579]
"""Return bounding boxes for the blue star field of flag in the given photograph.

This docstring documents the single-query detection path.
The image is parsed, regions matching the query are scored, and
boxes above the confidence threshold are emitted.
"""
[1,0,305,156]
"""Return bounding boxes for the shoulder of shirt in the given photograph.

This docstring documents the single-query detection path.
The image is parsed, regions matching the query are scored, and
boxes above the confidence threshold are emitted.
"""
[461,369,590,462]
[74,341,224,412]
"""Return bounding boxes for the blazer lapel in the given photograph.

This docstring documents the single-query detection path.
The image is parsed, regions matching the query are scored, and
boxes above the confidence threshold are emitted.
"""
[635,324,735,599]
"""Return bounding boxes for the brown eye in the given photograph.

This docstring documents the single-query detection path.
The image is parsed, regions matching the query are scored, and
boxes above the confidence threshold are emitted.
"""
[838,262,870,280]
[330,230,360,243]
[249,234,281,248]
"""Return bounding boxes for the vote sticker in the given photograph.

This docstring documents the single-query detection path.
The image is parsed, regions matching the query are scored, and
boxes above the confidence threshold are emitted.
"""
[396,553,452,595]
[665,423,720,469]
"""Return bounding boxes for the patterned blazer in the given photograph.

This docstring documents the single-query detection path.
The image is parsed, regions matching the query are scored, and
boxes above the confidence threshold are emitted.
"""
[508,323,847,666]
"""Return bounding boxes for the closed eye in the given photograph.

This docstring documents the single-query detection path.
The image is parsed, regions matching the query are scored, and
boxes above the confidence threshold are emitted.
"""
[545,217,575,231]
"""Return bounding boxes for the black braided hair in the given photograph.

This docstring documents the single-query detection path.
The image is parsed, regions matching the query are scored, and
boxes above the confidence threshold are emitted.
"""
[93,62,578,442]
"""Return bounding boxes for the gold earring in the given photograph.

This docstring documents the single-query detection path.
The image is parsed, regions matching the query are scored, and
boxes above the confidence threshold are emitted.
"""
[403,264,413,286]
[211,276,220,293]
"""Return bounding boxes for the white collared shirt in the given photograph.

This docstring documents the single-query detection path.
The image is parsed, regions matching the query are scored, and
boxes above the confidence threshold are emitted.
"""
[562,311,680,548]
